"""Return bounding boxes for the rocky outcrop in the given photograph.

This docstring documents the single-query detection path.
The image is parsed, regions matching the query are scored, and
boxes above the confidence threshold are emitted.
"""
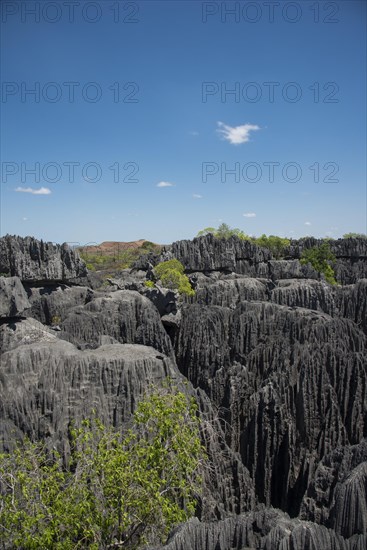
[196,388,256,520]
[0,235,87,283]
[174,301,367,517]
[0,276,30,318]
[270,279,337,315]
[26,284,94,325]
[301,440,367,537]
[0,338,180,454]
[142,235,367,284]
[159,235,271,274]
[152,508,367,550]
[58,290,174,357]
[194,276,268,308]
[0,317,58,352]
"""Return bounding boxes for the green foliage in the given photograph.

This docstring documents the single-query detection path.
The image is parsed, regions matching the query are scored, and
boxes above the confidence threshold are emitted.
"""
[79,244,162,274]
[196,225,289,258]
[0,389,206,549]
[254,234,290,259]
[51,315,61,326]
[196,227,217,237]
[300,242,337,285]
[144,280,155,288]
[154,259,184,278]
[154,260,194,297]
[197,223,249,241]
[343,232,367,239]
[141,241,158,251]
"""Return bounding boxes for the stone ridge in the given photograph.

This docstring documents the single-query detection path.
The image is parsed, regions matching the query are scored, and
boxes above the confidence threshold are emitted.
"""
[0,234,88,283]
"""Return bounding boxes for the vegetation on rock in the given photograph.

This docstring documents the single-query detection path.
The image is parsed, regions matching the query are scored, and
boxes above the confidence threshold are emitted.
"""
[300,242,337,284]
[0,388,206,549]
[196,224,290,259]
[154,259,195,297]
[79,242,161,273]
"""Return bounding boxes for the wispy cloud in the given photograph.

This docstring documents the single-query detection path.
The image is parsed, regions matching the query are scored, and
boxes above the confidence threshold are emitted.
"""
[217,122,260,145]
[243,212,256,218]
[156,181,174,188]
[189,131,199,136]
[193,194,203,199]
[22,217,28,221]
[15,187,51,195]
[304,221,311,226]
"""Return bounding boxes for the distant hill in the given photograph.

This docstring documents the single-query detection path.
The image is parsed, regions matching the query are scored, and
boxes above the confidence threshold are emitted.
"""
[78,239,151,256]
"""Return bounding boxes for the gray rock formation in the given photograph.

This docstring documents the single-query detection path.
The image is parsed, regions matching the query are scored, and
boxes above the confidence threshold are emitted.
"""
[0,338,179,454]
[152,508,367,550]
[301,440,367,537]
[0,317,58,353]
[58,290,174,357]
[0,235,87,283]
[135,234,367,284]
[174,301,366,517]
[1,233,367,549]
[0,276,30,318]
[26,284,94,325]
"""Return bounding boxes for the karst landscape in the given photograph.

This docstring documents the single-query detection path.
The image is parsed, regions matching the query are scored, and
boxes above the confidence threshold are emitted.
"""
[0,232,366,549]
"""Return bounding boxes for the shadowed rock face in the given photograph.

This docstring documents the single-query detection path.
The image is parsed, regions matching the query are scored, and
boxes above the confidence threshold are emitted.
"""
[0,234,367,549]
[174,301,366,515]
[301,440,367,538]
[26,284,94,325]
[0,235,87,283]
[0,276,30,317]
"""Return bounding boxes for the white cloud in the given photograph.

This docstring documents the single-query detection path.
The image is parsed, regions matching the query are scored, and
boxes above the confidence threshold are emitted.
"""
[15,187,51,195]
[304,221,311,226]
[189,131,199,136]
[156,181,174,188]
[22,217,28,221]
[193,194,203,199]
[243,212,256,218]
[217,121,260,145]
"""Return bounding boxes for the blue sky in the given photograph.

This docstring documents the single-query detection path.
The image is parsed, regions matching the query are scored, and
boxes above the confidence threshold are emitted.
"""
[1,0,366,245]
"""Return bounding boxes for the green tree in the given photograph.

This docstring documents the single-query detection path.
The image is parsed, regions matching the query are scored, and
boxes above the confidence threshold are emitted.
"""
[254,234,290,259]
[154,260,194,297]
[300,242,337,285]
[196,227,217,237]
[343,232,367,239]
[0,389,206,549]
[196,224,249,241]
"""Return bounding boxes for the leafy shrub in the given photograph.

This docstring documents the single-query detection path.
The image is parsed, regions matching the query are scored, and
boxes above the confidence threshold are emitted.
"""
[197,223,249,241]
[144,280,155,288]
[196,225,289,258]
[51,315,61,326]
[0,388,206,549]
[343,232,367,239]
[254,234,290,259]
[154,260,194,297]
[300,242,337,285]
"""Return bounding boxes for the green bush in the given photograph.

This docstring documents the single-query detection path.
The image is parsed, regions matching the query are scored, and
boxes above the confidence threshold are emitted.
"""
[197,223,249,241]
[196,225,290,258]
[300,242,337,285]
[154,260,194,297]
[0,388,206,549]
[144,280,155,288]
[253,234,290,259]
[343,232,367,239]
